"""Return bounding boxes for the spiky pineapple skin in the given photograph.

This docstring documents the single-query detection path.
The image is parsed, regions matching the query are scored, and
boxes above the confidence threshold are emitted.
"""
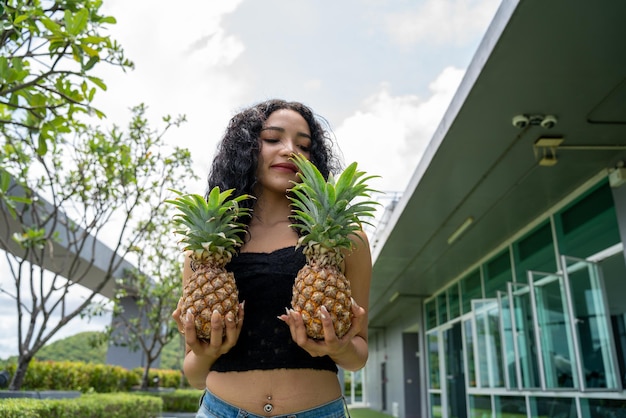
[180,264,239,340]
[292,260,353,339]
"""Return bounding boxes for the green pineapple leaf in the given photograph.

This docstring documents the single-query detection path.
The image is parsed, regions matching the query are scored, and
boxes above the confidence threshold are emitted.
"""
[165,187,252,263]
[288,154,381,252]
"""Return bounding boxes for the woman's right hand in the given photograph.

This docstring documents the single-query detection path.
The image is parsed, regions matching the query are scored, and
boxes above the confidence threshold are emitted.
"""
[172,302,244,358]
[172,302,244,389]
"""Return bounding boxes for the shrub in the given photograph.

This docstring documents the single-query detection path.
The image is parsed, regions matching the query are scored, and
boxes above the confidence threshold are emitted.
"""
[3,360,142,392]
[136,389,203,412]
[0,393,162,418]
[131,367,187,389]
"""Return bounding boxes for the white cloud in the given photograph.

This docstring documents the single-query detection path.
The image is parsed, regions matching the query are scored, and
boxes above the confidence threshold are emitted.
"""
[336,66,465,194]
[384,0,501,46]
[93,0,248,191]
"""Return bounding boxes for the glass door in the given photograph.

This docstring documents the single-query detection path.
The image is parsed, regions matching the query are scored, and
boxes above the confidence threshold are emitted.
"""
[562,256,620,390]
[443,322,466,418]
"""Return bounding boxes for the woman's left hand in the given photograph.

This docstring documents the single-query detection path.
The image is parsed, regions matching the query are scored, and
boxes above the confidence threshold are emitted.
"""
[278,297,366,358]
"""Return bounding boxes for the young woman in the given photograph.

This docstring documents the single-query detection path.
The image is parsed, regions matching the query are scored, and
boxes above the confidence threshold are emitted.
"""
[172,99,372,417]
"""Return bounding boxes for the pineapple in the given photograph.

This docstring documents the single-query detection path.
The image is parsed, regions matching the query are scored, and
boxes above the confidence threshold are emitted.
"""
[167,187,250,341]
[289,154,379,339]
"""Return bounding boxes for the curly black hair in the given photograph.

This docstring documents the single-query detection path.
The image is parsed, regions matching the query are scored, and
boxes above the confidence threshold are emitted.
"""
[206,99,342,219]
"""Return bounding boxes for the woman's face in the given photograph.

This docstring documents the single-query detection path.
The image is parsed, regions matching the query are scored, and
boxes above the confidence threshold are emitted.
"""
[255,109,312,195]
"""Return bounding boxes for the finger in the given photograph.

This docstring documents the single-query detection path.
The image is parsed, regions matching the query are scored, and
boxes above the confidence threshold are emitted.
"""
[209,309,224,347]
[277,307,291,324]
[223,310,238,346]
[289,309,309,346]
[350,297,365,316]
[320,306,338,343]
[172,308,182,327]
[183,311,199,344]
[237,301,245,326]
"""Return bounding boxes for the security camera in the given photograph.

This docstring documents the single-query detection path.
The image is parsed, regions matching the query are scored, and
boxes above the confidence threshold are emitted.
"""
[512,114,529,129]
[541,115,558,129]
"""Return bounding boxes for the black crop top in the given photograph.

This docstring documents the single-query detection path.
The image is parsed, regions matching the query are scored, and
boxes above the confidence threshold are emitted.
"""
[210,246,338,373]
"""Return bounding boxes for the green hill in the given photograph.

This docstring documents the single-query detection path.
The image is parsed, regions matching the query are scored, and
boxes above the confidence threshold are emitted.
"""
[35,331,108,364]
[5,332,184,370]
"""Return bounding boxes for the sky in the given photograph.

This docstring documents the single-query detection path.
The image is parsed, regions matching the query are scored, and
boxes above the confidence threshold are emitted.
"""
[0,0,502,360]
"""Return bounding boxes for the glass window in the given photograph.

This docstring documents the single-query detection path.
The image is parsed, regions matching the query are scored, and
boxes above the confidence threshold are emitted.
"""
[510,282,541,389]
[613,313,626,388]
[469,395,491,418]
[513,222,557,283]
[428,332,441,390]
[498,291,518,389]
[555,181,620,259]
[529,396,576,418]
[494,395,526,418]
[448,283,461,320]
[438,292,448,325]
[563,256,619,390]
[474,300,504,388]
[464,318,476,388]
[430,393,443,418]
[530,271,578,389]
[462,270,482,314]
[485,249,513,298]
[580,398,626,418]
[426,299,437,330]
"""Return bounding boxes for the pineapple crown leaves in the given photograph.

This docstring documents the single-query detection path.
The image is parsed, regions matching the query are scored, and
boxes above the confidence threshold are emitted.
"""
[288,154,381,251]
[165,187,252,257]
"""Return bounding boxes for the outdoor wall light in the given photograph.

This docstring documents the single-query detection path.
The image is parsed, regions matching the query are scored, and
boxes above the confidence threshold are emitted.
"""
[533,137,626,167]
[534,136,564,166]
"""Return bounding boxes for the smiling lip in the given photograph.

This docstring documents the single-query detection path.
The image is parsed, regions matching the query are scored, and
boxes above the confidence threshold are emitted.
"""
[272,163,298,173]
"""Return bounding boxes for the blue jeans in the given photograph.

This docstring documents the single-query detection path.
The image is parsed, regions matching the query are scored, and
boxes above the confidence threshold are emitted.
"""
[196,388,349,418]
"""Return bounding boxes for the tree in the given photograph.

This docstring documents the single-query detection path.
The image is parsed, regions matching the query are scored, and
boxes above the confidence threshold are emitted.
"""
[108,201,187,390]
[0,1,196,391]
[1,0,133,157]
[1,101,193,390]
[0,0,195,391]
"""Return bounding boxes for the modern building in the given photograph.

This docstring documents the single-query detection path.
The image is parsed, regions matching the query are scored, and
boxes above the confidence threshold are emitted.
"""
[363,1,626,417]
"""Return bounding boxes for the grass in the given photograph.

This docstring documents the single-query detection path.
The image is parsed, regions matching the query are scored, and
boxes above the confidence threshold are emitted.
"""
[349,407,394,418]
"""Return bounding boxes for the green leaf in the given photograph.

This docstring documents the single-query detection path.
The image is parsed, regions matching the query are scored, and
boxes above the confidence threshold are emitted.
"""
[0,57,8,80]
[87,76,107,90]
[65,8,89,36]
[99,16,117,24]
[81,43,100,58]
[0,169,10,192]
[36,135,48,157]
[14,14,29,25]
[40,16,62,34]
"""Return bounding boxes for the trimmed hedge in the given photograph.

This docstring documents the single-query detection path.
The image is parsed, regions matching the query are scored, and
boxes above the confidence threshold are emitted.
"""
[131,367,187,389]
[0,393,162,418]
[137,389,204,413]
[2,360,189,392]
[3,361,138,392]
